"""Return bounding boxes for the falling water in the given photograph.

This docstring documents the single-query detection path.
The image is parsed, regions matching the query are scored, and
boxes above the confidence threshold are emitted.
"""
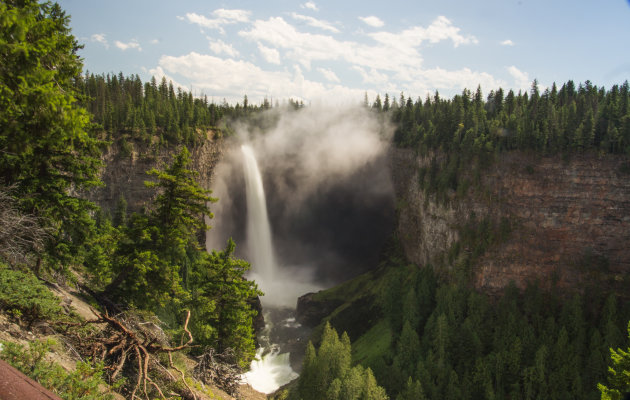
[240,144,300,394]
[241,144,275,281]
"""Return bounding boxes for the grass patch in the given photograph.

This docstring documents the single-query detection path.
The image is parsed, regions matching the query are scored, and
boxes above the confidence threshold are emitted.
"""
[352,319,392,367]
[0,339,118,400]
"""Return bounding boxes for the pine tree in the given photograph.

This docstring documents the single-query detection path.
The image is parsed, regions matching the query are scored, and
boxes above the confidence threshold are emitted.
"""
[396,377,426,400]
[298,323,388,400]
[0,0,102,270]
[395,320,420,378]
[103,148,217,306]
[188,239,261,367]
[598,321,630,400]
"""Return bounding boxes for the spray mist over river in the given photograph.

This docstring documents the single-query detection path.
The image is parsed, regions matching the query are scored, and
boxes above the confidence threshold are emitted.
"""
[207,105,396,393]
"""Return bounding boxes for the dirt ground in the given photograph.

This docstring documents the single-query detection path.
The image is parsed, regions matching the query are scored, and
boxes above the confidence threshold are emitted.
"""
[0,283,267,400]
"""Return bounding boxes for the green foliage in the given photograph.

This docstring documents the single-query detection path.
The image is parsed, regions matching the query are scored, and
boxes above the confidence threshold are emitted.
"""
[598,321,630,400]
[297,322,388,400]
[187,238,262,368]
[0,263,64,325]
[81,210,119,287]
[145,147,217,257]
[396,377,426,400]
[352,320,393,368]
[87,148,259,368]
[0,339,117,400]
[0,0,103,269]
[103,147,217,308]
[315,250,629,400]
[90,72,221,144]
[0,0,261,385]
[75,72,274,146]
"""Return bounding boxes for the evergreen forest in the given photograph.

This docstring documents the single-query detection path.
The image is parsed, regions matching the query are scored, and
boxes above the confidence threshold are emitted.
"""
[1,0,629,399]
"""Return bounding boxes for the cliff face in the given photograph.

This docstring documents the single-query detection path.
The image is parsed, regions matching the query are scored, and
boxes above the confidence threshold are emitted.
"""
[393,149,630,294]
[87,137,224,214]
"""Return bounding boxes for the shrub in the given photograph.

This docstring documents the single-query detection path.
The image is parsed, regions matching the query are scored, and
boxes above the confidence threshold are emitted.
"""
[0,263,65,325]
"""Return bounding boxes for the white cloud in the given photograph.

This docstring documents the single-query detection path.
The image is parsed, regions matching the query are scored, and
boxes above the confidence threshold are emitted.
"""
[501,39,515,46]
[239,17,346,69]
[352,66,390,86]
[317,67,340,83]
[239,17,423,71]
[114,39,141,51]
[91,33,108,48]
[213,9,251,23]
[290,13,339,33]
[147,66,187,91]
[358,16,384,28]
[369,16,478,49]
[183,9,251,33]
[208,38,240,57]
[507,65,530,91]
[154,52,367,104]
[155,12,501,104]
[258,43,281,64]
[150,39,160,45]
[301,2,318,11]
[240,15,480,74]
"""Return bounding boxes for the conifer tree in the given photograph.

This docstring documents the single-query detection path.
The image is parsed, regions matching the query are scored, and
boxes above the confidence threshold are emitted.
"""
[0,0,102,270]
[298,323,388,400]
[188,238,261,367]
[103,148,216,307]
[599,321,630,400]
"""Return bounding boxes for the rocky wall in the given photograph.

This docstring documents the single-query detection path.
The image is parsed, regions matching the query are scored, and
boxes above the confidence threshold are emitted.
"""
[392,149,630,294]
[86,136,224,214]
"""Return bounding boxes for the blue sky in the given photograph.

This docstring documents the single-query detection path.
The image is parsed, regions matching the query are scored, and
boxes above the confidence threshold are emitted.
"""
[58,0,630,104]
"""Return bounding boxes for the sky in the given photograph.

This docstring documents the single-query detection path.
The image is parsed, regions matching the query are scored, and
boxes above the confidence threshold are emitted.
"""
[58,0,630,105]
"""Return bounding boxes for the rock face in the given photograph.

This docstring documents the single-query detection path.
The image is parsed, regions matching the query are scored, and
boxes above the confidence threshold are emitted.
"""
[393,149,630,294]
[296,292,344,328]
[86,136,224,214]
[248,296,265,334]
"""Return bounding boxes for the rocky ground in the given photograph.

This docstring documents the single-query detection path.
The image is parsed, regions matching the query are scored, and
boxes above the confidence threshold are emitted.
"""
[0,282,266,400]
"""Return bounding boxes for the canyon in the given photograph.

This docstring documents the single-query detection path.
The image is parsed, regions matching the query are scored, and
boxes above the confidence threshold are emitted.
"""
[90,136,630,298]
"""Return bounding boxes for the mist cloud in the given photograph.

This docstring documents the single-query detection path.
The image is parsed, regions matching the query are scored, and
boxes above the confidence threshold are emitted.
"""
[207,105,395,306]
[247,105,392,212]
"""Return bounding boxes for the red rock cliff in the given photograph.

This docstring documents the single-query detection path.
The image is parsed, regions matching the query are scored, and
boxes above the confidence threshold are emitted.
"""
[392,149,630,294]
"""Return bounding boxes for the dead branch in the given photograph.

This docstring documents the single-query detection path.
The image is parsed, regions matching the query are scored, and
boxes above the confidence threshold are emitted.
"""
[0,186,49,266]
[69,309,199,400]
[193,347,242,396]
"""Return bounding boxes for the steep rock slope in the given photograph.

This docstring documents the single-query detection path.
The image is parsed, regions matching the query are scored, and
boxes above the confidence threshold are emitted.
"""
[393,149,630,294]
[87,136,224,213]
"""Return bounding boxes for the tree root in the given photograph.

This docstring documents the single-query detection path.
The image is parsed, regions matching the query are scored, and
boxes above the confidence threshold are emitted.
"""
[68,309,199,400]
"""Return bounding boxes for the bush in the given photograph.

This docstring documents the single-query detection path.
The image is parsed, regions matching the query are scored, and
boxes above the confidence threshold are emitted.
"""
[0,339,117,400]
[0,263,65,325]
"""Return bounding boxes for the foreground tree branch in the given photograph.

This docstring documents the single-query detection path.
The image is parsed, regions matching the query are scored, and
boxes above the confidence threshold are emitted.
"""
[71,309,199,400]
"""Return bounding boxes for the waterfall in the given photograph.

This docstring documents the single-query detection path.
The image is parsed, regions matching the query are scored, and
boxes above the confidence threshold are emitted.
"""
[241,144,276,281]
[240,144,300,394]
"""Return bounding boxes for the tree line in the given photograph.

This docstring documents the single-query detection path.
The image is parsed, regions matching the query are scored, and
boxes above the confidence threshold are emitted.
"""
[74,72,282,146]
[376,80,630,156]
